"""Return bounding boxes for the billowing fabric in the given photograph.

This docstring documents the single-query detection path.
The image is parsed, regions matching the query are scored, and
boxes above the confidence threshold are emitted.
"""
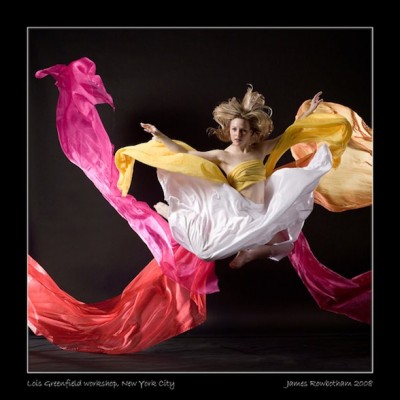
[28,57,372,356]
[291,101,372,212]
[34,58,218,296]
[288,232,371,324]
[115,110,352,262]
[116,140,227,196]
[156,144,332,261]
[29,57,215,354]
[28,255,206,354]
[116,112,352,193]
[264,112,352,177]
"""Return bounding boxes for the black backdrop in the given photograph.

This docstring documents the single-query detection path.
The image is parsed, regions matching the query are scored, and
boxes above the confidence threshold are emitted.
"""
[28,28,372,334]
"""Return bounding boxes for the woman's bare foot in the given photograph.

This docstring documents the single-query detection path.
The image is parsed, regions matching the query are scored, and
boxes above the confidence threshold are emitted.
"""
[229,249,257,269]
[229,241,294,269]
[154,202,170,219]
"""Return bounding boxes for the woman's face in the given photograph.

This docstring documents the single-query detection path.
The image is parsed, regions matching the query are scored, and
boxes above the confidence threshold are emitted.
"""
[229,118,253,148]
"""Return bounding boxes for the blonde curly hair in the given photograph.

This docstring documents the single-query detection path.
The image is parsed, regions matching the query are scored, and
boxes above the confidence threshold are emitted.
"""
[207,85,274,143]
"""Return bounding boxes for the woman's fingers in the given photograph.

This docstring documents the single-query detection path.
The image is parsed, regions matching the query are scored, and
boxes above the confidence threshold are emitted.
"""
[313,91,323,103]
[140,122,156,134]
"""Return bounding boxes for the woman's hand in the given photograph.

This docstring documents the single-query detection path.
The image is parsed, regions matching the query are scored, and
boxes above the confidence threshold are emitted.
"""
[140,122,163,141]
[308,91,323,113]
[140,123,187,153]
[297,91,324,120]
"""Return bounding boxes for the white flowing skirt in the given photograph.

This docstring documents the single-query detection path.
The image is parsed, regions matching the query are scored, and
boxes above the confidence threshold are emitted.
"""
[157,144,332,261]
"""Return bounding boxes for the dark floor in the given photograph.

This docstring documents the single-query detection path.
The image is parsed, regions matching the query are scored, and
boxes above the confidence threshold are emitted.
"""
[29,332,371,373]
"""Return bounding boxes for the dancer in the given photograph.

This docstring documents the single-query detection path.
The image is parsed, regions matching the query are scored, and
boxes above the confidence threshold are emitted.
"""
[116,87,350,267]
[139,88,323,268]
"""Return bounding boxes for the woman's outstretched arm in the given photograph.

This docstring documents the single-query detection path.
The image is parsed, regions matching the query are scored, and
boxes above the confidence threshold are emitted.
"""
[140,123,225,163]
[256,91,324,158]
[141,122,189,153]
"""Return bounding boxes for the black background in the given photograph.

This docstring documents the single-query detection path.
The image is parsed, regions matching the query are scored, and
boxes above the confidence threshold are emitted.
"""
[28,28,372,334]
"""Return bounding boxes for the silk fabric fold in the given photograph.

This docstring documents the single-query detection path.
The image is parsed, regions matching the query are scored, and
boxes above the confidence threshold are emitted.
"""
[34,58,218,296]
[291,101,372,212]
[155,144,333,261]
[28,255,206,354]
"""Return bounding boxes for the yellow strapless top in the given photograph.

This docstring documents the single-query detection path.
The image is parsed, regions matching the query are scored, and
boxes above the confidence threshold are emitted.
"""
[227,160,266,192]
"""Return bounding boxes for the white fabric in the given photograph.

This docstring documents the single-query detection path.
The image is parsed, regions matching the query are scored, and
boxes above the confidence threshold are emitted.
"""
[157,144,332,261]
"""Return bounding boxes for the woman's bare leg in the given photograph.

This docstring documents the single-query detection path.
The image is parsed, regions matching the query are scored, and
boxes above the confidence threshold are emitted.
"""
[154,202,170,219]
[229,231,293,269]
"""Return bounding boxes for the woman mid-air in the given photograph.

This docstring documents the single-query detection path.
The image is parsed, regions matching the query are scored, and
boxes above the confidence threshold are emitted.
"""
[132,88,328,268]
